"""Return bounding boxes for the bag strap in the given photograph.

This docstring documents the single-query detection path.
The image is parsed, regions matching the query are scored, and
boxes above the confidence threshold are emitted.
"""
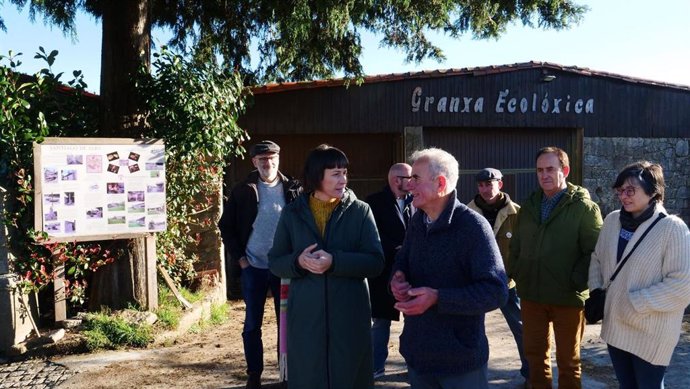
[609,213,667,284]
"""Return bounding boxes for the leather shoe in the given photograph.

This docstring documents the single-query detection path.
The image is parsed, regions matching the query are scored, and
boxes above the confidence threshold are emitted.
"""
[246,373,261,389]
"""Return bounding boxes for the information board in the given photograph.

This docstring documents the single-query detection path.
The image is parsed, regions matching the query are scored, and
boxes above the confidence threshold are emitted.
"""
[33,138,166,242]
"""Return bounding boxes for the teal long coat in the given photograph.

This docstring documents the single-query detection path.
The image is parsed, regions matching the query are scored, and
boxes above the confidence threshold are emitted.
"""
[268,189,385,389]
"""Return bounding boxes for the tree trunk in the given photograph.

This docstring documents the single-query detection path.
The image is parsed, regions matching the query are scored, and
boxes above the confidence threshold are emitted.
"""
[90,0,153,310]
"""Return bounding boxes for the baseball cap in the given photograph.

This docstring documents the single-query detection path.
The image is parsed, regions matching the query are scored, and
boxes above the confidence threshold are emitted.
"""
[249,140,280,157]
[475,168,503,182]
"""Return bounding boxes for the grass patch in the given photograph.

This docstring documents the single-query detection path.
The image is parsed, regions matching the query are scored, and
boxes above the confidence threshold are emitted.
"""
[82,310,153,351]
[209,302,229,325]
[188,323,202,334]
[78,283,221,350]
[155,306,180,329]
[155,284,204,330]
[179,286,204,304]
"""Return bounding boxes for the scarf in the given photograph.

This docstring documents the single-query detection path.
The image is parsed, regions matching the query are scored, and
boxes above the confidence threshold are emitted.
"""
[474,192,507,228]
[617,202,657,262]
[619,202,657,232]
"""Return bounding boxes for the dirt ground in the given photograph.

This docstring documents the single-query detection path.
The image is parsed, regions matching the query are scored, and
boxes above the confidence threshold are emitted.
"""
[53,300,690,389]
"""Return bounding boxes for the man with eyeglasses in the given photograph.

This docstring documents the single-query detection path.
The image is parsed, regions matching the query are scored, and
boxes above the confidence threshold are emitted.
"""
[218,140,302,389]
[507,146,602,389]
[390,148,508,388]
[467,167,529,387]
[365,162,413,380]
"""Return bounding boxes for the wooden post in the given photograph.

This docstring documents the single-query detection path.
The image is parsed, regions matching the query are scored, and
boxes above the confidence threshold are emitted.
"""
[144,235,158,310]
[54,263,67,323]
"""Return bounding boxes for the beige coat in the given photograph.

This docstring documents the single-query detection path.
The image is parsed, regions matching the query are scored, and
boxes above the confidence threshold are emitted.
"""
[468,195,520,289]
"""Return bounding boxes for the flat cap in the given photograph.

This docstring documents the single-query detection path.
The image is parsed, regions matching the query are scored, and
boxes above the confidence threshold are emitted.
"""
[249,140,280,157]
[475,167,503,182]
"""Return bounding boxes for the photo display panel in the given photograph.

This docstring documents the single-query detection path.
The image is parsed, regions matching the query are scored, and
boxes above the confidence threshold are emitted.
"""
[34,138,166,242]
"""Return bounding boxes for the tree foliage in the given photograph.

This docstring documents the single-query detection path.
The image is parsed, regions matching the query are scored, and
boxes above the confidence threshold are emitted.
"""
[2,0,588,83]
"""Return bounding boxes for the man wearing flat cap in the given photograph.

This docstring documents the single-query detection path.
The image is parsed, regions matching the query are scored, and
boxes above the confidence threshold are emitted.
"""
[467,168,529,386]
[219,140,302,389]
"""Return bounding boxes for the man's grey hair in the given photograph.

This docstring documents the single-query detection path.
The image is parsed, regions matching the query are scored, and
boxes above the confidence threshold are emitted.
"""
[410,148,459,193]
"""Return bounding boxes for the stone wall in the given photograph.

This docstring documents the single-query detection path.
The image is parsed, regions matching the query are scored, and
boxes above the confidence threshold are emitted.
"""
[584,137,690,224]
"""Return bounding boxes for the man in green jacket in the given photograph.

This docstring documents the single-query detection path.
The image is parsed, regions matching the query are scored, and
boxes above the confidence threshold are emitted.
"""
[508,147,603,389]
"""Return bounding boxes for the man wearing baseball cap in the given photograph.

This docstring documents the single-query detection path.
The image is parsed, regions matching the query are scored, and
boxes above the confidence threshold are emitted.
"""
[468,168,529,387]
[219,140,302,389]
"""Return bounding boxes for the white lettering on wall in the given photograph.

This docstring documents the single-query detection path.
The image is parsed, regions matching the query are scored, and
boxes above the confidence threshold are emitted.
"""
[411,86,422,112]
[411,87,595,115]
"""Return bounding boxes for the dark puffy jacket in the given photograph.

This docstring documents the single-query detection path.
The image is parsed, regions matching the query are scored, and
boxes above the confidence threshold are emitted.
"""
[268,189,384,389]
[218,170,301,263]
[508,182,602,307]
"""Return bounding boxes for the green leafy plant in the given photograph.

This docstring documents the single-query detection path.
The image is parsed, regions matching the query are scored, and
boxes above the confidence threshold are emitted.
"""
[137,47,247,284]
[82,310,153,350]
[1,49,110,308]
[2,45,247,312]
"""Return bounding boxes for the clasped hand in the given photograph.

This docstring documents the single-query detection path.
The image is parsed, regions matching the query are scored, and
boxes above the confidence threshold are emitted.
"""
[298,243,332,274]
[390,270,438,316]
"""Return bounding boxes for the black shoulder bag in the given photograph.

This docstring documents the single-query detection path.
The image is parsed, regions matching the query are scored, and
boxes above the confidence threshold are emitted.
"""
[584,213,666,324]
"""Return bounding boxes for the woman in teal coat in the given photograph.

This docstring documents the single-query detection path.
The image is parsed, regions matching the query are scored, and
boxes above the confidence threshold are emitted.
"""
[268,144,384,389]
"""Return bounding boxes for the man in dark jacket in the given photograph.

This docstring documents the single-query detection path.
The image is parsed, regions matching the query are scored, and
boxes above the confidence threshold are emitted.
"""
[391,148,508,389]
[467,168,528,385]
[218,140,302,389]
[508,146,602,389]
[365,162,413,379]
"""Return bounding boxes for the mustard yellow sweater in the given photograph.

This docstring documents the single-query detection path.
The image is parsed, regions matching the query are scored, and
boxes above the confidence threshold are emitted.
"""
[309,194,340,237]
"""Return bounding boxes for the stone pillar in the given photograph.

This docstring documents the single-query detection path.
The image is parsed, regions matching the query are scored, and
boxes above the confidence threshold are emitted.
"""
[0,186,36,353]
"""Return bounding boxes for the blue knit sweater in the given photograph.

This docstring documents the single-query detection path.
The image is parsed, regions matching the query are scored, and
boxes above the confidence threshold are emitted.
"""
[392,191,508,374]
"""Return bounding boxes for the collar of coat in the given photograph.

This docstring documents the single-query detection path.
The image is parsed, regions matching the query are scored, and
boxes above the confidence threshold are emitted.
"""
[414,190,464,232]
[526,182,592,222]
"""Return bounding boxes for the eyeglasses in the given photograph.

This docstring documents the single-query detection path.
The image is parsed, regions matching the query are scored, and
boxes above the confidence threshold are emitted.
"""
[615,186,638,198]
[396,175,412,181]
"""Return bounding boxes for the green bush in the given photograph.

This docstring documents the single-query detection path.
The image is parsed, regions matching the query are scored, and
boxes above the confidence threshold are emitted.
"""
[2,46,247,311]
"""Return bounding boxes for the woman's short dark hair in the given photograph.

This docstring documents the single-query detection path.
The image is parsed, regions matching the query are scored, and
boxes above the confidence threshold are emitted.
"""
[303,144,349,192]
[612,161,665,203]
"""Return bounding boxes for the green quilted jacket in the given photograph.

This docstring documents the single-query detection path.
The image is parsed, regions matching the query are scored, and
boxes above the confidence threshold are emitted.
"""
[508,182,603,307]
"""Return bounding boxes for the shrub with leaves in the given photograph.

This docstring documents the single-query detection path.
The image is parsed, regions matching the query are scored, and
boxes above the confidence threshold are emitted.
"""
[2,46,247,309]
[137,48,247,284]
[1,49,111,307]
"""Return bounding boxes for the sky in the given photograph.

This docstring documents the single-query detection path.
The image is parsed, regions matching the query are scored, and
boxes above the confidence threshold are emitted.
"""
[1,0,689,94]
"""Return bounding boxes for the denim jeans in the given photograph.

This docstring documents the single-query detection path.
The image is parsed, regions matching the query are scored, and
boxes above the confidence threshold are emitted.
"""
[371,318,391,373]
[408,364,488,389]
[608,344,667,389]
[500,286,529,378]
[241,265,280,376]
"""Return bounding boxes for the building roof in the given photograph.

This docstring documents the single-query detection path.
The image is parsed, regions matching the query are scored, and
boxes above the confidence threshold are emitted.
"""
[251,61,690,95]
